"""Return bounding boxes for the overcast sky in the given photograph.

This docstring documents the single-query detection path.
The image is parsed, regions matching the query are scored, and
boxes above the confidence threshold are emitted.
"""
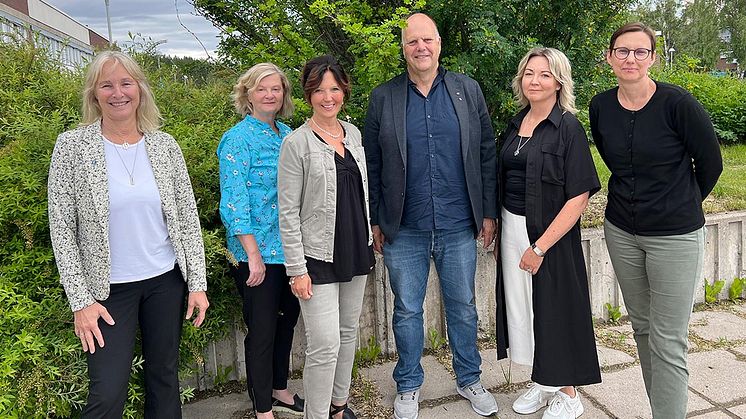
[48,0,221,59]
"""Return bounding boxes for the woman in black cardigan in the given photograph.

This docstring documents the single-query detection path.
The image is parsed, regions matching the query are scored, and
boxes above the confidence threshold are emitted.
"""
[589,22,722,418]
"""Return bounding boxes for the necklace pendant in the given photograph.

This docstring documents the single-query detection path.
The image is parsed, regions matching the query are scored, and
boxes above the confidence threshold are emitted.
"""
[514,149,520,156]
[122,142,130,150]
[129,175,134,186]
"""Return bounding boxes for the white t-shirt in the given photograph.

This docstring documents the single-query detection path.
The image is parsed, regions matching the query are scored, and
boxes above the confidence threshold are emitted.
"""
[103,136,177,283]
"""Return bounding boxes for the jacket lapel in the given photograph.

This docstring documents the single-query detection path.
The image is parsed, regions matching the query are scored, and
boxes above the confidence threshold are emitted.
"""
[444,73,470,164]
[82,121,110,226]
[391,74,408,163]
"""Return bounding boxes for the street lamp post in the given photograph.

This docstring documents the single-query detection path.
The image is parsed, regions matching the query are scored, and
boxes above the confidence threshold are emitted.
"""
[668,47,676,67]
[104,0,112,45]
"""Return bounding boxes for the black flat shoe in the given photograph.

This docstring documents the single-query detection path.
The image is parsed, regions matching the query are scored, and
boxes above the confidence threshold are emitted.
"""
[272,394,304,415]
[329,403,357,419]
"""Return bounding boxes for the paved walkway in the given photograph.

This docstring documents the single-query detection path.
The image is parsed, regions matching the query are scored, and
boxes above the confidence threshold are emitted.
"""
[183,303,746,418]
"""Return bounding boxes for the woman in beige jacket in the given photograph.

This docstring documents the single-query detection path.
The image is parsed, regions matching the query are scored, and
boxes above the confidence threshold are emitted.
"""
[278,55,373,419]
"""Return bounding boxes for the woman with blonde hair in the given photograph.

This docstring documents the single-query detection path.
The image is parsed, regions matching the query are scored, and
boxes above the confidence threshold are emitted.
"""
[48,50,209,418]
[494,47,601,419]
[218,62,303,418]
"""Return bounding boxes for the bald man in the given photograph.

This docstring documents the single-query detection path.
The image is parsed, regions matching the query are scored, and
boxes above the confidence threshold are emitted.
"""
[363,13,498,419]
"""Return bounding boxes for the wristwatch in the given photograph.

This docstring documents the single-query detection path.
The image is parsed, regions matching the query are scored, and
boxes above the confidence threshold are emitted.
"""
[531,242,546,257]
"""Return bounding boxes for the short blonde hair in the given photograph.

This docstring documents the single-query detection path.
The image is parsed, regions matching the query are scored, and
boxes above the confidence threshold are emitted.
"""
[81,51,161,132]
[232,63,294,118]
[512,47,577,114]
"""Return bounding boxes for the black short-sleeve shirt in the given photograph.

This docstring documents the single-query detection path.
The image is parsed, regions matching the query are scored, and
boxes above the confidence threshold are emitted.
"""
[499,104,601,241]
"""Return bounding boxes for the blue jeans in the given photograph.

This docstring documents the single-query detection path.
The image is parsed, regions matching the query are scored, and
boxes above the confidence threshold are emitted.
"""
[383,226,481,392]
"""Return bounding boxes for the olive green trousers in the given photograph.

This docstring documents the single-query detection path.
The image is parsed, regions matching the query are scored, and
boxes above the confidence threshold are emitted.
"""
[604,221,705,419]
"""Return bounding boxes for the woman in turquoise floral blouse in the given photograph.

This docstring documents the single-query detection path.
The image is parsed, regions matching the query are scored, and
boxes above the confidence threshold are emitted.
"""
[218,63,304,419]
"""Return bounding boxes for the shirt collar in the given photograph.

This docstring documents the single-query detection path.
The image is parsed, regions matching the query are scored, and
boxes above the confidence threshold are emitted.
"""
[407,66,447,87]
[509,102,565,129]
[243,114,288,135]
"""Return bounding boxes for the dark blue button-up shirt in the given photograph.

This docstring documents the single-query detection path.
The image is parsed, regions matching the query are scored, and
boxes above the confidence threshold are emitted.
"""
[401,68,473,231]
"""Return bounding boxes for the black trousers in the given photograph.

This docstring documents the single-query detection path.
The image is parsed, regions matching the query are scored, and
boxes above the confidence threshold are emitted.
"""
[82,267,186,419]
[231,263,300,413]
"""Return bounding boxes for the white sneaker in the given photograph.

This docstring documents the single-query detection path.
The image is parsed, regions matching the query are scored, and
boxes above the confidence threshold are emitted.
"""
[542,390,584,419]
[512,383,556,414]
[457,381,499,416]
[393,390,419,419]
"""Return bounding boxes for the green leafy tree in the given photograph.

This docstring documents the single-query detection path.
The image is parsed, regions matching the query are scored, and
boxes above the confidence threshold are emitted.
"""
[191,0,422,127]
[631,0,683,64]
[192,0,631,131]
[722,0,746,73]
[678,0,724,69]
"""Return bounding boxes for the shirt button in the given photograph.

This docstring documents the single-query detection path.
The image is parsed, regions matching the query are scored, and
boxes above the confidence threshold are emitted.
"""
[429,134,433,138]
[427,115,431,118]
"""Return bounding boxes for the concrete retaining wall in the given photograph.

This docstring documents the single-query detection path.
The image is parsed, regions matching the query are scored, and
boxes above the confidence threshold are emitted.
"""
[184,210,746,390]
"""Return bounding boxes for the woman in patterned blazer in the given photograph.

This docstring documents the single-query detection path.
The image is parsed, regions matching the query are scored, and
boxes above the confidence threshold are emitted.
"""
[47,50,209,418]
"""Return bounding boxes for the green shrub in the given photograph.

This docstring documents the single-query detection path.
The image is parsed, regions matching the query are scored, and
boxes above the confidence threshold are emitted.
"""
[0,40,240,417]
[654,68,746,144]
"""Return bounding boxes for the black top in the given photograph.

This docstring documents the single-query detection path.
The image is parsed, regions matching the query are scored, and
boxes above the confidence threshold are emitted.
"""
[501,132,535,216]
[589,81,723,236]
[495,104,602,387]
[306,132,375,284]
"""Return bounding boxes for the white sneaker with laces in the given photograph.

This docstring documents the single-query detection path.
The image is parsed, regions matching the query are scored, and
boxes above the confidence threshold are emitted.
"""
[512,383,556,414]
[393,390,419,419]
[542,390,584,419]
[457,381,499,416]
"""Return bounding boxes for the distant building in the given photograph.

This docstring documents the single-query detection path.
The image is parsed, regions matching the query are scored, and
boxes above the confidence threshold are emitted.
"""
[717,29,740,74]
[0,0,108,67]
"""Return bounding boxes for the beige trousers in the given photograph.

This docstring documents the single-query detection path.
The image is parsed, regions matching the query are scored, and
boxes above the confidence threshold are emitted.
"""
[299,276,367,419]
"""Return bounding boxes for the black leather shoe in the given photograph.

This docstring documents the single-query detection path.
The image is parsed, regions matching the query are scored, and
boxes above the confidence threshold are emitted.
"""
[272,394,304,415]
[329,403,357,419]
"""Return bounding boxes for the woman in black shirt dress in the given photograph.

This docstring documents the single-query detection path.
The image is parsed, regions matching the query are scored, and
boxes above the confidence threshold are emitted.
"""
[496,47,601,419]
[589,23,722,418]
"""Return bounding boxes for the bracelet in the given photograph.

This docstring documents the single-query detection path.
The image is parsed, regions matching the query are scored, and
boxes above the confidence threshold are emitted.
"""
[289,274,307,286]
[531,242,546,257]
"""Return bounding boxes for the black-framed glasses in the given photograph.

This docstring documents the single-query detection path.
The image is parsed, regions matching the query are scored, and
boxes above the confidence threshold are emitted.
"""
[612,47,653,60]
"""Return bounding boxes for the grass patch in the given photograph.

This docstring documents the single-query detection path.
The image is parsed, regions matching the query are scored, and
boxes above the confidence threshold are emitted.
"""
[582,144,746,228]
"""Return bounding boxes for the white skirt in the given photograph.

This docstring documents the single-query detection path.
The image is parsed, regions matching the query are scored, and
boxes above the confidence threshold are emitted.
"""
[500,207,535,366]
